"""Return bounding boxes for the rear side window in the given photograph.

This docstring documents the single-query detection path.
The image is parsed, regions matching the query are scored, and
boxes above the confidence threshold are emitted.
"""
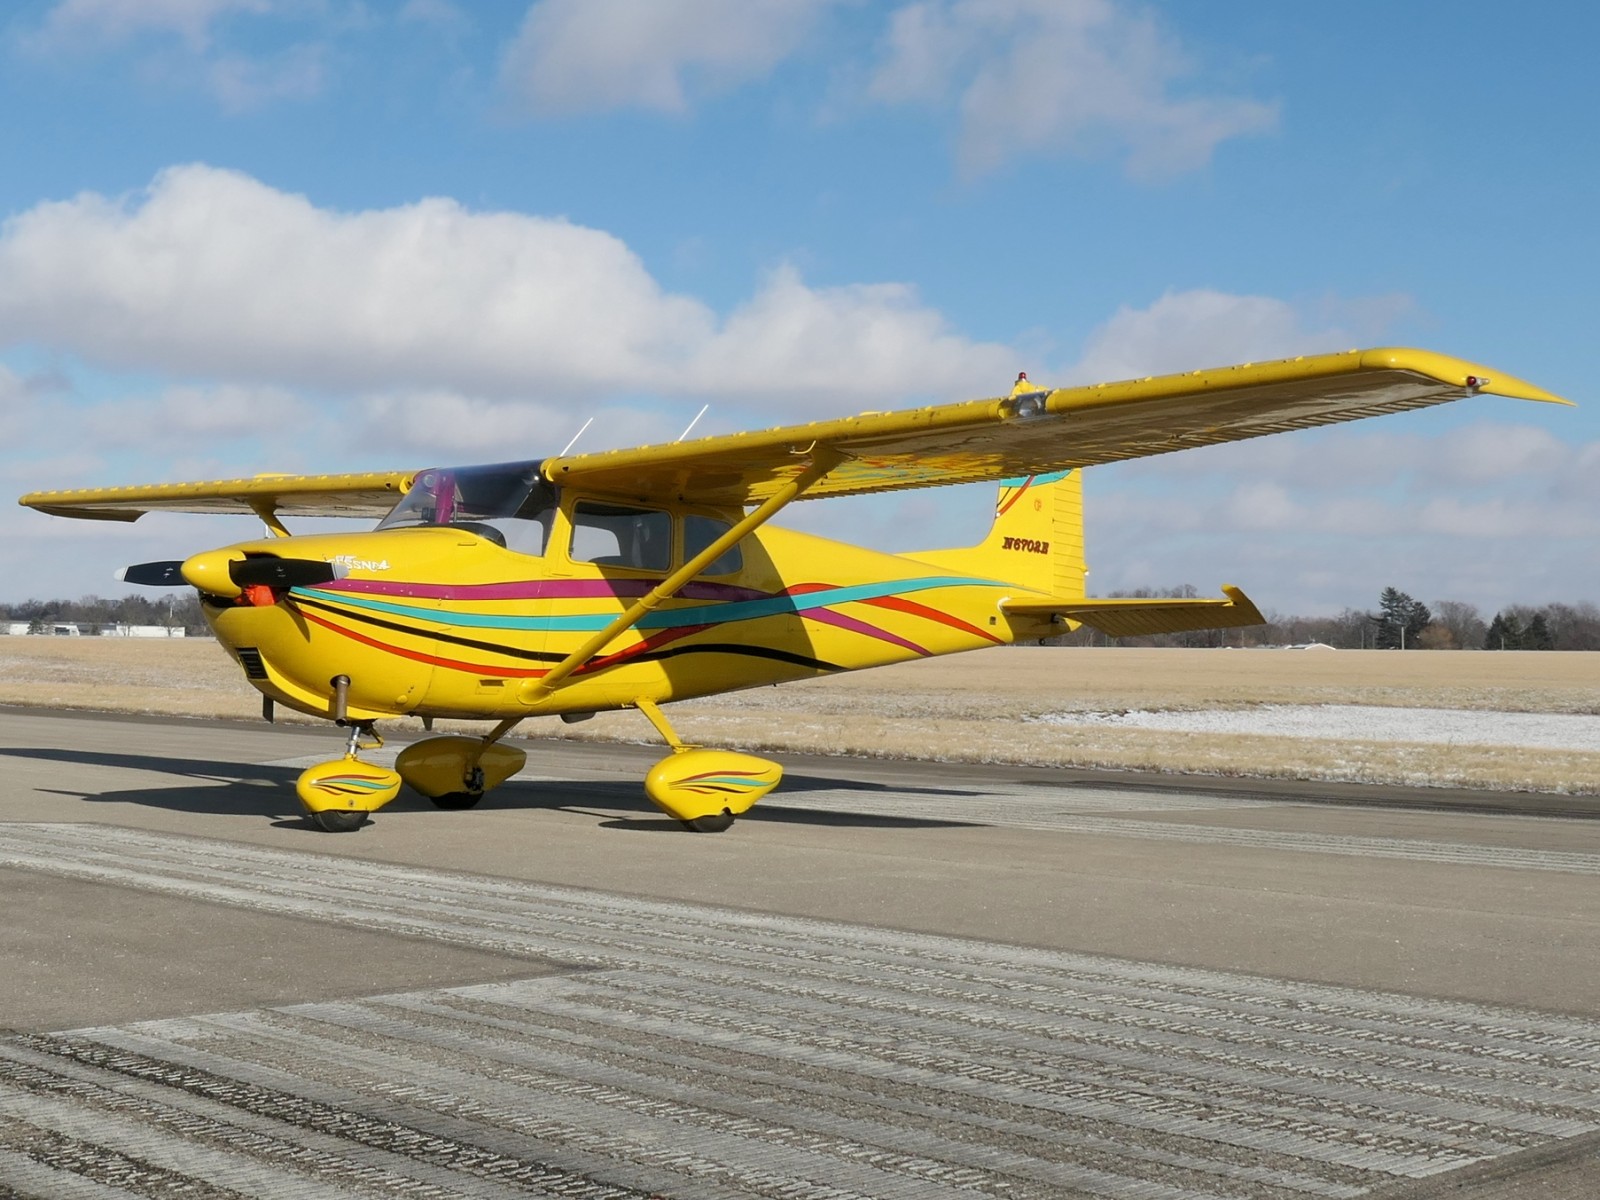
[683,515,743,576]
[569,502,672,572]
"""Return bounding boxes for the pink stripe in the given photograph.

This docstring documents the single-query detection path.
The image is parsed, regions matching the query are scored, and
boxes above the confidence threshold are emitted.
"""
[327,578,765,602]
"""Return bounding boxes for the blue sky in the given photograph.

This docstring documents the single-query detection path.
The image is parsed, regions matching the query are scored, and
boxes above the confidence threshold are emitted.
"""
[2,0,1595,616]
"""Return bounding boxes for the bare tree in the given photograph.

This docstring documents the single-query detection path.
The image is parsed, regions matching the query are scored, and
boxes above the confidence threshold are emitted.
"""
[1432,600,1487,651]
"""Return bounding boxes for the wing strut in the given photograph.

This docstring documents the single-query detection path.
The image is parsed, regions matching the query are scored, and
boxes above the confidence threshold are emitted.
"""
[518,447,846,707]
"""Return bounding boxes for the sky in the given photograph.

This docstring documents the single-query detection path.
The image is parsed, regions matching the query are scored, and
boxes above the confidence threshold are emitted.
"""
[2,0,1596,618]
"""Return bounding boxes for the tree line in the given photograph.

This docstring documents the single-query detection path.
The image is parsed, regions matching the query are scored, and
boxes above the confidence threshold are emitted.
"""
[0,593,210,636]
[1053,586,1600,650]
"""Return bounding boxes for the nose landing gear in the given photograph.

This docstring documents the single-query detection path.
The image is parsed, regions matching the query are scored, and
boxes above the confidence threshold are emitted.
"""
[295,722,402,833]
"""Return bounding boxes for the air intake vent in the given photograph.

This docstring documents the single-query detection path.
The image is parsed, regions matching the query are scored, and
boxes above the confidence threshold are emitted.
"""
[236,647,268,680]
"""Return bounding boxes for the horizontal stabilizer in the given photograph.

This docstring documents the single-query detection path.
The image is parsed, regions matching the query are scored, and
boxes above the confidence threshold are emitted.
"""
[1003,584,1265,638]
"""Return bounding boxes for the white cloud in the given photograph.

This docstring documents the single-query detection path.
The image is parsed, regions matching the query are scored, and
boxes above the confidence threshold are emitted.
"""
[205,42,325,111]
[24,0,332,110]
[500,0,831,116]
[696,265,1014,405]
[869,0,1277,178]
[27,0,277,52]
[0,165,1015,413]
[1076,416,1600,613]
[1067,288,1353,383]
[356,391,685,458]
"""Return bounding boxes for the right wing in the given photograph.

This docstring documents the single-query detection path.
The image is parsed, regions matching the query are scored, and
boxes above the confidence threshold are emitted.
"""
[545,347,1569,507]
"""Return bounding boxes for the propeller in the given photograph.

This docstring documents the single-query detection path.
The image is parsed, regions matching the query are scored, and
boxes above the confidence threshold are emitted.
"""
[116,561,185,586]
[229,557,348,589]
[116,556,347,590]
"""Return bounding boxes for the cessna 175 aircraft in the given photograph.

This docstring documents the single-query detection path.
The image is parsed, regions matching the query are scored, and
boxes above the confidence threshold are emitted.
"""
[20,348,1566,833]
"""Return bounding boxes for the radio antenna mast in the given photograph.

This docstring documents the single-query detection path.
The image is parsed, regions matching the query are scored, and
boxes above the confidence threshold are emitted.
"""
[676,405,709,443]
[559,417,594,456]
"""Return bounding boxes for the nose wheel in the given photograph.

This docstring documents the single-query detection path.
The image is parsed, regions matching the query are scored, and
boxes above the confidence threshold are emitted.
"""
[683,810,736,833]
[309,809,369,833]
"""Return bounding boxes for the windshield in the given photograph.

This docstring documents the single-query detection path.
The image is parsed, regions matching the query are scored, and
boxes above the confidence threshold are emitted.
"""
[377,460,558,555]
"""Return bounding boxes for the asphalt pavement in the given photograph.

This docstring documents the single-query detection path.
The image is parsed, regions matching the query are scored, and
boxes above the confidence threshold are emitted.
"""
[1,706,1597,1199]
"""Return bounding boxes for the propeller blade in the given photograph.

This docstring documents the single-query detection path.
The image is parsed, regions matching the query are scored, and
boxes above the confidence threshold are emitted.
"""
[228,557,348,589]
[116,561,186,587]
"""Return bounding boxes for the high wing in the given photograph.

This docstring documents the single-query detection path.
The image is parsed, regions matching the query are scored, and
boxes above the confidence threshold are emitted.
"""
[19,470,414,523]
[18,348,1567,522]
[544,347,1569,506]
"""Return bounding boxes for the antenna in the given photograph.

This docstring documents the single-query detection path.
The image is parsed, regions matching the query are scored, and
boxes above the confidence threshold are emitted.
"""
[676,404,709,443]
[559,417,594,456]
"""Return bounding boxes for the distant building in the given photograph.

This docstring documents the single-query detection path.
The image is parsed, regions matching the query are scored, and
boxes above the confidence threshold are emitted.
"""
[1,622,186,637]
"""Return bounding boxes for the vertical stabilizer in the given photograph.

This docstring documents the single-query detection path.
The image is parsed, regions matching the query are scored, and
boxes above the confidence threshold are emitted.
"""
[912,469,1087,597]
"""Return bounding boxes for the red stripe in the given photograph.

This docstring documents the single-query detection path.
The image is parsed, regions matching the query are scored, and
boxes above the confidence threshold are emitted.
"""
[300,609,548,679]
[858,594,1005,644]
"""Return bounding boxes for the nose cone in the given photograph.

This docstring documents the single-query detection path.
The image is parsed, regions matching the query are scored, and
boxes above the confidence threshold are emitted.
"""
[181,549,244,599]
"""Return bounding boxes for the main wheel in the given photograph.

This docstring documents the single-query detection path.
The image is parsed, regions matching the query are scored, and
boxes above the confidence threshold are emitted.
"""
[308,810,367,833]
[683,810,735,833]
[429,792,482,811]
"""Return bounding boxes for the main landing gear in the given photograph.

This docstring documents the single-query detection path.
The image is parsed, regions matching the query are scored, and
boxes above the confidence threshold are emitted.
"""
[294,717,527,833]
[634,699,783,832]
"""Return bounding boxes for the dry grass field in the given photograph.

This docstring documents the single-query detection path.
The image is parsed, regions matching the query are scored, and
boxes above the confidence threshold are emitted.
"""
[2,637,1596,793]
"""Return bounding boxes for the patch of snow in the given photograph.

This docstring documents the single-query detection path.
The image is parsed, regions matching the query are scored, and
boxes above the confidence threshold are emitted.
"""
[1031,705,1600,752]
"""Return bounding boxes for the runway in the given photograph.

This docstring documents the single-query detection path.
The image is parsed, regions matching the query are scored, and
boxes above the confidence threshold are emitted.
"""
[1,708,1598,1198]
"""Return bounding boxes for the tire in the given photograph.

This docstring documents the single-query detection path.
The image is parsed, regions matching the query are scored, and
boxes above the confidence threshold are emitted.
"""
[683,810,735,833]
[309,810,367,833]
[430,792,482,811]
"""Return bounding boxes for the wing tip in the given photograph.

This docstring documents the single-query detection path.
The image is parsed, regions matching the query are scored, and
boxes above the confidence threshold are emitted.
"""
[1359,347,1572,406]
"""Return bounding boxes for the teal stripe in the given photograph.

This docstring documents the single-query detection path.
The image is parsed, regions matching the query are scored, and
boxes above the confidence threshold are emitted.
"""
[1000,468,1075,487]
[294,574,1000,634]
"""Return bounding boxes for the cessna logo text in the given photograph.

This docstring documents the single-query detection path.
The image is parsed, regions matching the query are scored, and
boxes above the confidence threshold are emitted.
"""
[1002,536,1049,555]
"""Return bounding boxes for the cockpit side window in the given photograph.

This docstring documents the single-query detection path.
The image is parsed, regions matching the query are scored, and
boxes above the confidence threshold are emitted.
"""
[683,515,743,576]
[569,501,672,572]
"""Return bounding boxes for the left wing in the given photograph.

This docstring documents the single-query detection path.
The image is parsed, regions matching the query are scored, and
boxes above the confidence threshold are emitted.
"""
[545,347,1568,506]
[19,470,415,522]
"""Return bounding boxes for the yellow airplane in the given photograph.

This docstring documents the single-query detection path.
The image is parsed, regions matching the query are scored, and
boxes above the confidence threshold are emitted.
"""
[19,348,1567,833]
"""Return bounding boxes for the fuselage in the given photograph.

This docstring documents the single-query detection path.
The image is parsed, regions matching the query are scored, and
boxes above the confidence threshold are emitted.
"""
[197,486,1055,726]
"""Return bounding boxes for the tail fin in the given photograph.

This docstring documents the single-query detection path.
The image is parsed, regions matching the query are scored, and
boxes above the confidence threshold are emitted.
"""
[914,469,1086,596]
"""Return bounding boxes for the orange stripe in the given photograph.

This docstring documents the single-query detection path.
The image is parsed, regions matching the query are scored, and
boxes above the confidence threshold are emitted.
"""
[995,475,1032,516]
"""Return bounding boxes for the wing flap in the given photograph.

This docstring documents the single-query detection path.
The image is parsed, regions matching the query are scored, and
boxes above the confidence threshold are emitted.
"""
[544,347,1568,506]
[19,471,415,522]
[1003,585,1266,638]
